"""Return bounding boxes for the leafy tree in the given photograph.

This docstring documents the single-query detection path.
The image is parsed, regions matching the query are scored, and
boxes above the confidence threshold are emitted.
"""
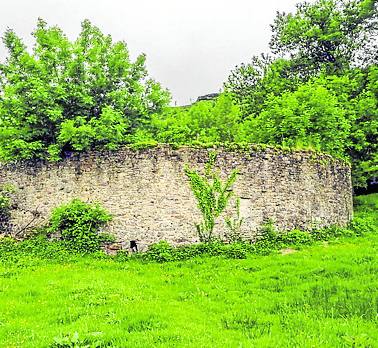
[0,19,170,161]
[270,0,378,74]
[226,0,378,118]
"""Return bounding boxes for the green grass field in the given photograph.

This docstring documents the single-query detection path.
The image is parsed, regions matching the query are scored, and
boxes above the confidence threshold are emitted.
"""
[0,194,377,348]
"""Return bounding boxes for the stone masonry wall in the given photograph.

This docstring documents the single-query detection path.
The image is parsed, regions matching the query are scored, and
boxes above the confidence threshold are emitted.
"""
[0,146,353,249]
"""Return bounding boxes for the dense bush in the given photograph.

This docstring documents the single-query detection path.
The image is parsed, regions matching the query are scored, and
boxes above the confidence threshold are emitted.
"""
[142,241,225,263]
[147,94,241,145]
[0,234,76,265]
[277,229,313,246]
[241,79,350,157]
[144,241,175,263]
[223,243,248,259]
[48,199,113,253]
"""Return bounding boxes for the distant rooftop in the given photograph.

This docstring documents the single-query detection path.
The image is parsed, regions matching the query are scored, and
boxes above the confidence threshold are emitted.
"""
[196,93,220,102]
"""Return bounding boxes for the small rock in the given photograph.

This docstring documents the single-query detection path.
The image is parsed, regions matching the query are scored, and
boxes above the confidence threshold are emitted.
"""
[280,248,297,255]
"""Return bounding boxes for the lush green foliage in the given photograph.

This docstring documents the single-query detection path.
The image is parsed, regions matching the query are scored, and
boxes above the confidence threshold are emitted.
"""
[227,66,377,186]
[225,0,377,187]
[349,66,378,186]
[225,57,301,117]
[184,152,239,242]
[48,199,113,253]
[240,77,350,155]
[270,0,377,73]
[146,93,241,145]
[0,194,376,347]
[0,19,170,161]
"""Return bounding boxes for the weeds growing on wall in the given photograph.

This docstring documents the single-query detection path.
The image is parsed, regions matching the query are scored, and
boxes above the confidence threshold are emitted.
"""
[184,152,239,242]
[224,197,244,243]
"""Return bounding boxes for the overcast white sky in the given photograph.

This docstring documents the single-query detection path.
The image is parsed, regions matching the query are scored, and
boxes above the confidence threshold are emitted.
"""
[0,0,302,105]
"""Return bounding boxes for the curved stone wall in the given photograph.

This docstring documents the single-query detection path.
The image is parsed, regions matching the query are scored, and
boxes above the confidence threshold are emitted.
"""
[0,146,353,248]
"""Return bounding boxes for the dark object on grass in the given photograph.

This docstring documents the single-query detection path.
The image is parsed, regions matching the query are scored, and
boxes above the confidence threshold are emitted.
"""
[130,240,138,252]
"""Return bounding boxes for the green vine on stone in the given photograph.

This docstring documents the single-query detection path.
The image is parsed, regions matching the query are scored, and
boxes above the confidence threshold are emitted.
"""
[184,152,239,242]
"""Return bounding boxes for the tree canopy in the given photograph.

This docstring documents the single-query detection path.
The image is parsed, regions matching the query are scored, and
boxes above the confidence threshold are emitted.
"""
[270,0,378,74]
[0,19,170,161]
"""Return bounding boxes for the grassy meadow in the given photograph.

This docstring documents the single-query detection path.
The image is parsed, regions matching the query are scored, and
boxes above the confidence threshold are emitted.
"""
[0,194,377,348]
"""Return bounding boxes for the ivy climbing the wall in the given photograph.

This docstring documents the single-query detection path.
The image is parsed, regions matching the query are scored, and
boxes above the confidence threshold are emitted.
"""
[184,152,240,242]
